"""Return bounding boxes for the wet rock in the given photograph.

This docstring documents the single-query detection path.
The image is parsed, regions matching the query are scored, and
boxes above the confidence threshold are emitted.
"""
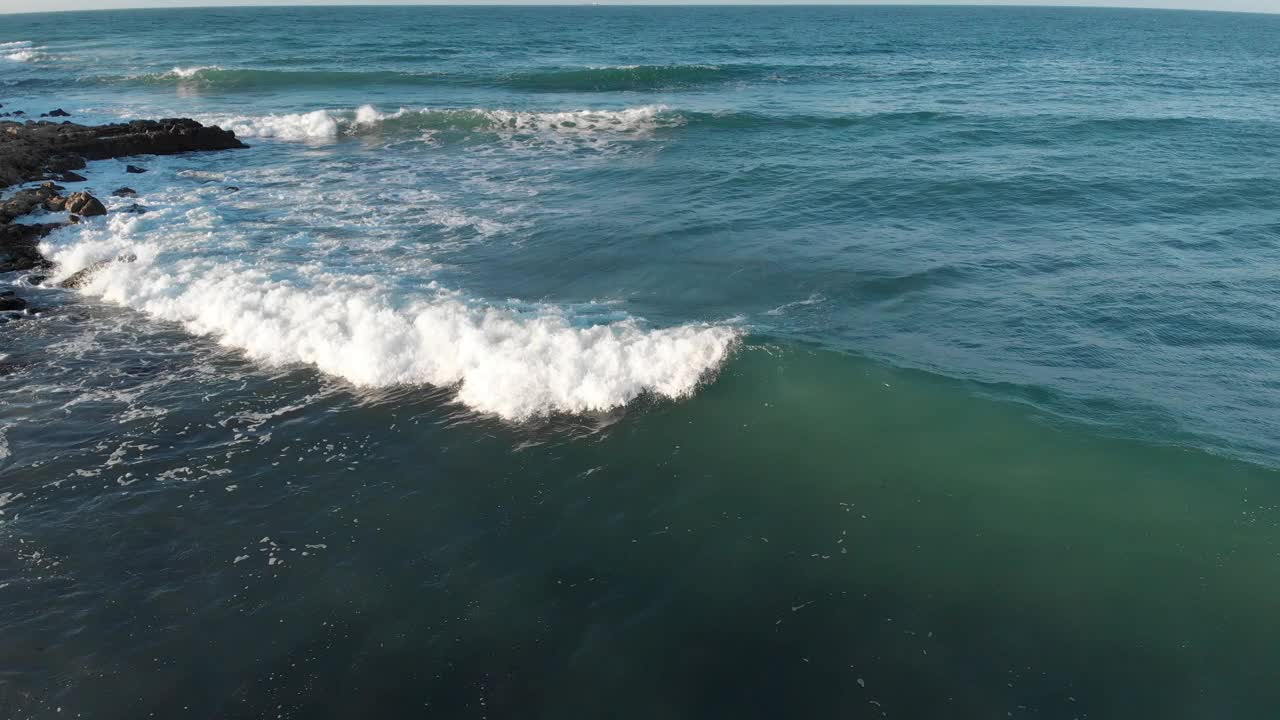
[64,191,106,217]
[42,108,71,118]
[118,203,148,215]
[1,185,64,220]
[225,186,240,192]
[26,274,48,286]
[59,259,111,289]
[55,170,87,183]
[0,295,27,311]
[41,181,64,191]
[0,221,60,272]
[1,118,246,189]
[112,186,137,197]
[68,214,82,223]
[125,164,147,174]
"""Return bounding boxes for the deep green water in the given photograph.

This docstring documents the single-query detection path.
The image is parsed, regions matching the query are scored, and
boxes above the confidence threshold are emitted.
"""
[2,6,1280,718]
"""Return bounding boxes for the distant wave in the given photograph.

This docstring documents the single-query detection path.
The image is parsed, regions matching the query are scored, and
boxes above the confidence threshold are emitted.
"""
[187,107,1273,147]
[202,105,964,143]
[681,109,959,130]
[206,104,680,142]
[2,40,45,63]
[501,64,735,92]
[104,66,448,90]
[78,63,781,92]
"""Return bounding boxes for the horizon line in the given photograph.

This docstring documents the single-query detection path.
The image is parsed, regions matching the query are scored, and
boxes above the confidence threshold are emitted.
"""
[3,3,1277,17]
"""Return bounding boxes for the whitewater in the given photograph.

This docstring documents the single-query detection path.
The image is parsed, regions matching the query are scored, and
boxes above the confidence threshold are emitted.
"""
[39,145,737,420]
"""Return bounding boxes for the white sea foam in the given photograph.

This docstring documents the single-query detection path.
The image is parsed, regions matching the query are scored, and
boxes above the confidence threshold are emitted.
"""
[215,109,340,141]
[169,65,222,78]
[3,40,43,62]
[766,293,826,316]
[43,193,738,421]
[207,104,675,142]
[4,47,44,63]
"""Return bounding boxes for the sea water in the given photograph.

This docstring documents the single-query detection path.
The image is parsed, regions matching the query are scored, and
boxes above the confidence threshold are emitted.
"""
[2,7,1279,718]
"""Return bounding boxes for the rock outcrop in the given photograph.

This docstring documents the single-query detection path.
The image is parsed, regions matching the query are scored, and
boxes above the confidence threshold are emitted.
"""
[65,191,107,217]
[1,118,247,189]
[0,116,245,319]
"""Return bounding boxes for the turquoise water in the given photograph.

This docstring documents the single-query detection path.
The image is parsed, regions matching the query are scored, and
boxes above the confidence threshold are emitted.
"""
[2,6,1280,718]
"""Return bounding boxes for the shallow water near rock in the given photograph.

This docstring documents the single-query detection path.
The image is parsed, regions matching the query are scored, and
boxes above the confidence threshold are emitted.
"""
[2,6,1280,719]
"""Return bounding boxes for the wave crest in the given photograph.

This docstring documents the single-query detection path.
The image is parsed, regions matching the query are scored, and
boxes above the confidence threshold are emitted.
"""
[503,64,729,92]
[44,193,737,421]
[2,41,45,63]
[209,104,678,142]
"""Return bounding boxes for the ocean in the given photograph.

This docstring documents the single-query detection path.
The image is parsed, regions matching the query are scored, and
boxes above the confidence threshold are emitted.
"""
[2,5,1279,718]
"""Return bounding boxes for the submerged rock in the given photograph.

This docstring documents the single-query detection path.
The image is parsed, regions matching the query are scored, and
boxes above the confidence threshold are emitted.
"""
[0,295,27,311]
[58,254,136,289]
[59,261,109,289]
[125,164,147,174]
[112,186,137,197]
[118,203,148,215]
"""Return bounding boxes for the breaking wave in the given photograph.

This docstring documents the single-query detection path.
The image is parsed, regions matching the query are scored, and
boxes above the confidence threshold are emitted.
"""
[205,104,679,142]
[41,185,738,421]
[2,41,45,63]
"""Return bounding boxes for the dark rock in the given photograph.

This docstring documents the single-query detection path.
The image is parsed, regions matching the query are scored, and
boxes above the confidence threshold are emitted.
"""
[68,214,81,224]
[42,109,71,118]
[1,186,64,221]
[59,259,112,289]
[112,186,137,197]
[125,164,147,174]
[0,290,13,297]
[225,186,240,192]
[41,181,64,191]
[0,221,60,272]
[11,111,24,117]
[64,191,106,217]
[27,274,48,285]
[2,118,247,189]
[45,154,86,173]
[0,296,27,311]
[56,170,87,183]
[118,204,148,215]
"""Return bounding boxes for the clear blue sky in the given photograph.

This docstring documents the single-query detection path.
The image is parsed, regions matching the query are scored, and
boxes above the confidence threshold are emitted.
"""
[1,0,1276,14]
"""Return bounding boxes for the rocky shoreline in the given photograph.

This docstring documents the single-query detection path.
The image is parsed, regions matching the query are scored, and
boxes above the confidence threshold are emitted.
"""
[0,112,247,318]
